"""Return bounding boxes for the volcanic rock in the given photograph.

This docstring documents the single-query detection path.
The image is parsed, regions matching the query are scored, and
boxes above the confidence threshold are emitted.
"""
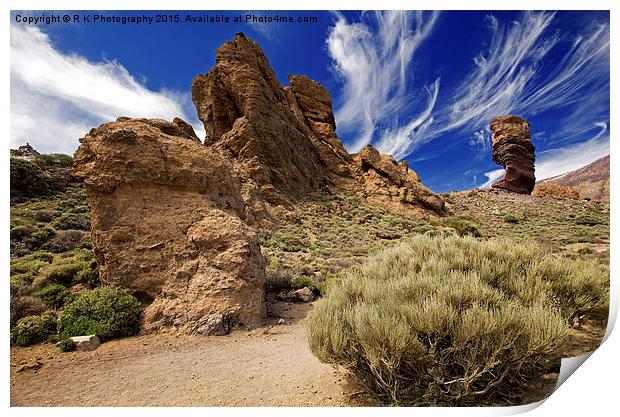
[490,115,536,194]
[532,183,579,200]
[74,34,446,335]
[354,145,445,216]
[192,33,443,217]
[74,118,265,334]
[192,33,326,205]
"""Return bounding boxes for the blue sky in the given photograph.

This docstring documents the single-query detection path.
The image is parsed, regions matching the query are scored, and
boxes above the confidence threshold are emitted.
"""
[10,10,610,192]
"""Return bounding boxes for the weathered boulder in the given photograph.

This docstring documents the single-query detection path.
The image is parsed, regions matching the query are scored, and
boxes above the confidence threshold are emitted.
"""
[69,335,101,351]
[490,115,536,194]
[74,118,265,334]
[277,287,315,303]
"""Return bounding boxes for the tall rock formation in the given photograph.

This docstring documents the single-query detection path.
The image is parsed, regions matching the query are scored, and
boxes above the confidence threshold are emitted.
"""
[74,33,445,335]
[74,118,265,335]
[490,115,536,194]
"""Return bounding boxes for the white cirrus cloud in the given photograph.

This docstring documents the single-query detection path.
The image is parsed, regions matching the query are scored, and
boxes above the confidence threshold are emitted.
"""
[10,24,205,155]
[434,11,609,151]
[326,11,440,154]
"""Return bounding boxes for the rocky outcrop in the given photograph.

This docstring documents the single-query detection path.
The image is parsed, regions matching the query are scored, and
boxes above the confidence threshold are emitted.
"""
[354,145,445,216]
[192,33,326,205]
[532,183,579,200]
[75,34,445,335]
[74,118,265,335]
[490,115,536,194]
[192,32,443,217]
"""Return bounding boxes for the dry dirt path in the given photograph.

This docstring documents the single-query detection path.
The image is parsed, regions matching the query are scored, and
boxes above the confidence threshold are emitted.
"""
[10,302,365,407]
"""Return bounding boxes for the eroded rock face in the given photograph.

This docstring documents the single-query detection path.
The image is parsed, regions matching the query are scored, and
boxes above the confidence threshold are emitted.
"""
[490,115,536,194]
[75,34,445,335]
[192,33,326,205]
[192,32,443,217]
[354,146,445,217]
[74,118,265,334]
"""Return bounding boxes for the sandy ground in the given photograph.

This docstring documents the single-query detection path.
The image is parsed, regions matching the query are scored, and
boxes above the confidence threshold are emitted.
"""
[9,300,605,407]
[10,302,370,407]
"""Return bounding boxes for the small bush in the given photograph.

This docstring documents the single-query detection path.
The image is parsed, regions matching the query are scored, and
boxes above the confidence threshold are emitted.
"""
[44,230,84,253]
[10,295,46,328]
[10,158,49,196]
[44,263,83,285]
[36,153,74,167]
[36,282,71,308]
[58,287,141,340]
[34,210,54,222]
[11,311,57,346]
[308,235,608,405]
[431,216,481,237]
[53,213,90,231]
[503,213,519,224]
[575,215,603,226]
[11,225,34,241]
[292,275,315,290]
[26,226,56,249]
[57,338,76,352]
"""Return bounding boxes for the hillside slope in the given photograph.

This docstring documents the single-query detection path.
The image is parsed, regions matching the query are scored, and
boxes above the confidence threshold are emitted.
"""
[540,155,609,203]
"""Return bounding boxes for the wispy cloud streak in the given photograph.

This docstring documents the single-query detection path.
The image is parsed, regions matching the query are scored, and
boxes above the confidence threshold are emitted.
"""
[327,11,439,154]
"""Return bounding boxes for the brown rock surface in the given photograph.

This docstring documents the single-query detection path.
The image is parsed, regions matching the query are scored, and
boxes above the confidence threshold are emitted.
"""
[533,183,579,200]
[192,33,443,217]
[490,115,536,194]
[354,145,445,216]
[74,118,265,334]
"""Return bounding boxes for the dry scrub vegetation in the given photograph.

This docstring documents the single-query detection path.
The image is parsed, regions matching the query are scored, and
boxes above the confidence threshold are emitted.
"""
[308,235,609,406]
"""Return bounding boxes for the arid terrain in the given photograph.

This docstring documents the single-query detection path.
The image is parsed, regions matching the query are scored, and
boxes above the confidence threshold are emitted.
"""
[9,299,605,407]
[9,32,610,407]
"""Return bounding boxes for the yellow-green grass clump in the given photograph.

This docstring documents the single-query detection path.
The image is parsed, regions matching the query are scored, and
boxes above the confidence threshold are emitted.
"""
[308,235,609,405]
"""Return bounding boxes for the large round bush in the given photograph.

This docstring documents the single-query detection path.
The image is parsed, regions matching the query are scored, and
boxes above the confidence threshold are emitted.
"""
[307,235,609,405]
[58,286,141,340]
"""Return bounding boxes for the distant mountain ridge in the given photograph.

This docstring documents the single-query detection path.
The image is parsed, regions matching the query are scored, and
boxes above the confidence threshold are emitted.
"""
[540,155,609,203]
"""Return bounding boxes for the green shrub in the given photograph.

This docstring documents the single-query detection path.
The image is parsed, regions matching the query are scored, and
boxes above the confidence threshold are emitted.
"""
[10,158,49,196]
[575,215,603,226]
[11,311,57,346]
[57,338,76,352]
[13,225,34,240]
[58,287,141,340]
[503,213,519,224]
[44,230,84,253]
[308,235,608,405]
[36,153,74,167]
[10,295,46,328]
[292,275,315,290]
[36,282,71,308]
[26,226,56,249]
[44,263,83,285]
[431,216,481,237]
[53,213,90,231]
[34,210,54,223]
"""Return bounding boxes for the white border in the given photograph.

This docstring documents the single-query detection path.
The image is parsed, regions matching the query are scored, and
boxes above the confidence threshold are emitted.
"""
[2,1,617,416]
